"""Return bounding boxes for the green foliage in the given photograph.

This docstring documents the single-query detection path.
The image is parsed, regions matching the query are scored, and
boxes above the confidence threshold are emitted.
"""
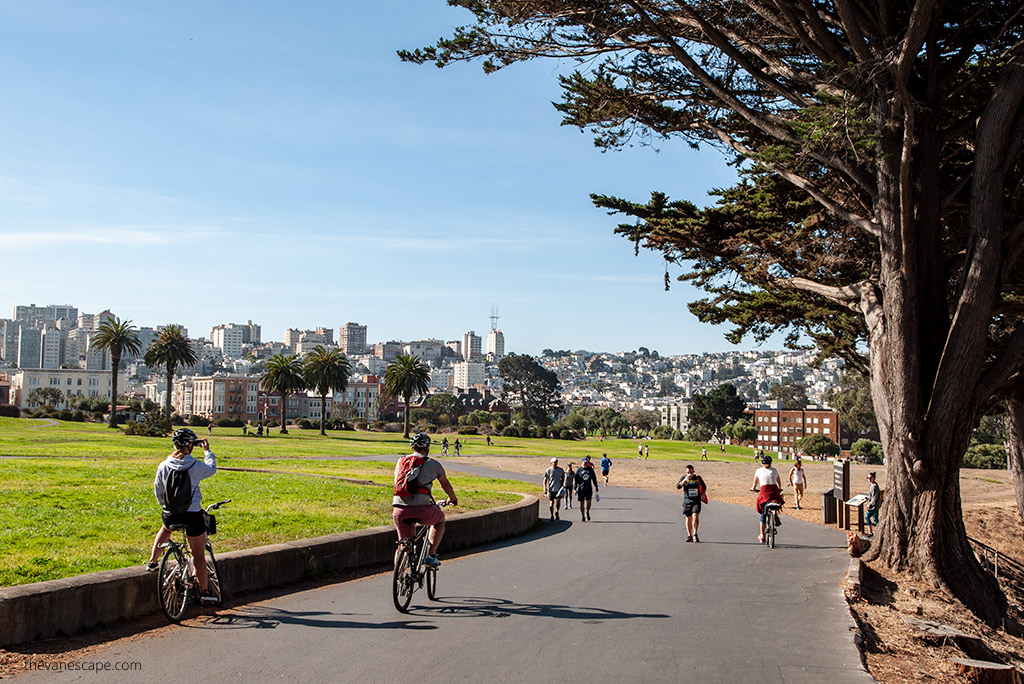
[671,429,685,441]
[724,418,758,444]
[690,384,748,439]
[425,393,463,424]
[458,426,478,435]
[851,439,884,464]
[794,434,841,458]
[686,425,712,442]
[383,354,431,438]
[216,418,245,428]
[145,324,198,420]
[823,372,878,434]
[498,353,562,426]
[560,429,574,440]
[187,414,211,427]
[502,426,520,438]
[767,382,809,410]
[122,414,172,438]
[261,353,305,434]
[302,346,351,436]
[963,444,1007,470]
[462,409,494,427]
[297,418,313,429]
[651,425,674,439]
[27,387,65,411]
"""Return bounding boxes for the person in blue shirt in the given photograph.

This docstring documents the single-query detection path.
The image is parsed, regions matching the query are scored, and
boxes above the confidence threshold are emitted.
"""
[600,453,612,485]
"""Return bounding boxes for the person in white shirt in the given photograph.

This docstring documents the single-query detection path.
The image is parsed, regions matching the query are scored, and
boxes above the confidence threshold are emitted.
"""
[750,455,785,543]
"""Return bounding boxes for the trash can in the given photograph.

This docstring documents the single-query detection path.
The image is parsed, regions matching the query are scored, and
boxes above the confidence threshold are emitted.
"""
[822,488,837,524]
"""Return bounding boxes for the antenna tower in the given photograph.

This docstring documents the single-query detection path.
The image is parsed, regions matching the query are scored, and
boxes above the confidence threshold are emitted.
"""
[490,305,500,332]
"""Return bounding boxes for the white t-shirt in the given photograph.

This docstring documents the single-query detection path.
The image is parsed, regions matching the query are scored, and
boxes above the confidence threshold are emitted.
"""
[755,466,781,487]
[790,466,805,485]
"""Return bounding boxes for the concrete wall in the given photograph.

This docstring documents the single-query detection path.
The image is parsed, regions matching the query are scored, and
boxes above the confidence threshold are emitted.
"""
[0,495,539,647]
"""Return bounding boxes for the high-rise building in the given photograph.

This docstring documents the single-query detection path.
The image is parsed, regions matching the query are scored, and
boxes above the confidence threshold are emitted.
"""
[486,329,505,361]
[77,310,114,331]
[340,323,367,356]
[13,304,78,324]
[461,331,482,361]
[0,319,21,362]
[16,327,42,369]
[454,360,485,390]
[211,324,246,358]
[40,328,62,369]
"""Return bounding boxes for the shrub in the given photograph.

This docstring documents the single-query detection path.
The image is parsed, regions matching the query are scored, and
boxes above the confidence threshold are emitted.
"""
[533,426,548,439]
[58,409,73,421]
[418,423,438,433]
[0,404,21,418]
[216,418,244,428]
[671,429,685,441]
[502,426,519,438]
[560,429,574,440]
[170,413,186,425]
[458,426,478,435]
[297,418,313,429]
[383,422,404,433]
[187,414,211,427]
[851,439,884,464]
[71,410,86,422]
[352,419,369,431]
[266,418,280,427]
[372,420,388,431]
[122,414,172,438]
[491,419,507,433]
[651,425,673,440]
[964,443,1007,469]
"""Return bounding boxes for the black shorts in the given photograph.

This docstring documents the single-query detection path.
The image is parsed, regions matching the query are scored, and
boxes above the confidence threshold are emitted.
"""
[682,499,702,517]
[161,510,207,537]
[547,490,563,501]
[602,469,610,476]
[577,489,593,502]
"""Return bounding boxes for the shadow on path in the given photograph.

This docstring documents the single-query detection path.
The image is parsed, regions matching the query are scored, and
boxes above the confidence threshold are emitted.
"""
[187,606,438,632]
[410,596,670,621]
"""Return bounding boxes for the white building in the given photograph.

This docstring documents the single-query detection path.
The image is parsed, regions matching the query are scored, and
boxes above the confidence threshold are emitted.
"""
[10,368,123,408]
[486,329,505,361]
[454,361,485,391]
[461,331,482,361]
[659,401,691,433]
[211,324,246,359]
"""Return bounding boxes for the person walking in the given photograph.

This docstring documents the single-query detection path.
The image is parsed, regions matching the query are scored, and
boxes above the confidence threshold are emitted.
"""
[788,459,807,509]
[453,439,462,456]
[441,437,449,456]
[676,464,708,542]
[564,462,576,510]
[574,456,599,521]
[600,453,612,485]
[207,423,213,437]
[543,458,566,520]
[638,443,643,460]
[643,444,649,460]
[701,446,708,461]
[865,472,881,535]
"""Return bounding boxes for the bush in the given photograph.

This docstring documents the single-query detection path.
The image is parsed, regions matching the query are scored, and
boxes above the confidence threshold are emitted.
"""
[187,414,211,427]
[0,404,21,418]
[491,419,507,433]
[122,414,172,438]
[170,413,186,425]
[502,426,520,438]
[560,429,574,440]
[297,418,313,429]
[651,425,673,440]
[216,418,245,428]
[58,409,73,421]
[458,426,478,435]
[71,410,86,422]
[352,419,369,431]
[964,443,1007,469]
[851,439,884,464]
[417,423,438,433]
[533,426,548,439]
[266,418,280,427]
[383,422,404,433]
[373,420,388,431]
[671,429,685,441]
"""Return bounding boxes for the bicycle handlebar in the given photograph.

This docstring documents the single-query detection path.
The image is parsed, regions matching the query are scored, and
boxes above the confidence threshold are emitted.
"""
[207,499,232,510]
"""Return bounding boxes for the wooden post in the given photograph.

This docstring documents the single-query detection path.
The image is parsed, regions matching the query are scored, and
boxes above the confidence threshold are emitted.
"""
[833,459,850,529]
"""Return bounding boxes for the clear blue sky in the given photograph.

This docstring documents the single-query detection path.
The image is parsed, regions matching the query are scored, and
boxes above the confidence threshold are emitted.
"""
[0,1,780,356]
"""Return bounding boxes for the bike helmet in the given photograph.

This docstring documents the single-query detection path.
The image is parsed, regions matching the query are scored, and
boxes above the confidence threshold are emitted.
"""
[410,432,431,450]
[172,428,199,449]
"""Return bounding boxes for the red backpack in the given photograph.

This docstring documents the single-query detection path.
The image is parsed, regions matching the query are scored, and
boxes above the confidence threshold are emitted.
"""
[394,454,431,498]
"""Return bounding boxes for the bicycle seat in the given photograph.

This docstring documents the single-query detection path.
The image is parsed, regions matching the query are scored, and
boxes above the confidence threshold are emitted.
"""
[168,523,190,531]
[402,518,422,525]
[763,502,783,510]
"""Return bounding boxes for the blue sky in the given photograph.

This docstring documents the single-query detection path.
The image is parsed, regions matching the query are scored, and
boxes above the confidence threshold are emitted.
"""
[0,1,776,356]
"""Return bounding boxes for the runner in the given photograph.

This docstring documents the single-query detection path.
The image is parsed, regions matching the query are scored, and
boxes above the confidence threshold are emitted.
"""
[600,453,612,485]
[676,464,708,542]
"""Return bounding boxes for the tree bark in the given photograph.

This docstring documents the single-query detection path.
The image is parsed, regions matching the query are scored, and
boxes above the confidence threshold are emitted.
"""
[109,352,120,429]
[280,391,289,434]
[164,363,175,421]
[320,392,327,436]
[1005,398,1024,526]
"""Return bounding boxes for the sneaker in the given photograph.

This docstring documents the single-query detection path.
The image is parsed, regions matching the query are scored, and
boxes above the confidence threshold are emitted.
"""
[685,536,693,542]
[758,535,764,543]
[795,505,802,510]
[587,514,591,521]
[424,554,441,567]
[145,562,159,572]
[550,514,555,521]
[694,535,700,543]
[555,511,560,520]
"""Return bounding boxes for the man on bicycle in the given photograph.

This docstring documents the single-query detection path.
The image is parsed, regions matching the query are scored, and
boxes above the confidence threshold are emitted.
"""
[146,428,218,602]
[750,455,785,544]
[393,433,458,567]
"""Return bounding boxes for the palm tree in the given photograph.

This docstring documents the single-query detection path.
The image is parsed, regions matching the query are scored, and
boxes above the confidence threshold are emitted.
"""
[144,324,198,421]
[383,354,431,439]
[302,346,352,436]
[90,317,142,428]
[261,354,305,434]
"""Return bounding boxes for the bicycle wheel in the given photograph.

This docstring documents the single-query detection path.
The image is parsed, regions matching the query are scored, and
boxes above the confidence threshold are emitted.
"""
[392,546,414,613]
[768,518,777,548]
[203,545,224,607]
[158,547,190,622]
[425,566,438,600]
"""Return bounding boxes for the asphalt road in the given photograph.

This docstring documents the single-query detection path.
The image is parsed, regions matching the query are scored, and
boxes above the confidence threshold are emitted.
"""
[18,460,873,683]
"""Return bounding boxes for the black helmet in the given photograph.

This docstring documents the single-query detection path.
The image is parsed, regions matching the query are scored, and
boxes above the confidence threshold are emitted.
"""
[762,454,773,465]
[172,428,199,449]
[410,432,431,450]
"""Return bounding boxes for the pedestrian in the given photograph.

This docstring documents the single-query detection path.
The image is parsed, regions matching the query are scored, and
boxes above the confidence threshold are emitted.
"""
[441,437,449,456]
[600,453,612,485]
[564,462,576,510]
[241,424,247,437]
[865,472,881,535]
[643,444,649,460]
[701,446,708,461]
[638,443,643,460]
[486,435,491,446]
[574,455,599,521]
[676,464,708,542]
[543,458,566,520]
[207,423,213,437]
[256,424,263,438]
[453,439,461,456]
[788,459,807,509]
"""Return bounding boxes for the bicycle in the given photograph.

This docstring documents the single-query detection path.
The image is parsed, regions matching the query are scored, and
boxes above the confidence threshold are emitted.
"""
[762,502,782,548]
[392,500,451,613]
[157,499,230,622]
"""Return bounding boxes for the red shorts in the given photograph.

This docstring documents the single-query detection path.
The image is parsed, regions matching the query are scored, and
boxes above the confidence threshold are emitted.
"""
[392,504,445,540]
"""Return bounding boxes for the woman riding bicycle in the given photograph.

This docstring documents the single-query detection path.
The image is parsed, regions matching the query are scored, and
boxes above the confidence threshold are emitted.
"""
[145,428,218,602]
[392,433,458,568]
[750,455,785,544]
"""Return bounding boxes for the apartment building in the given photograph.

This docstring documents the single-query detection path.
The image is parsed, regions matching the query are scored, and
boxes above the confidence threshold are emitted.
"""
[335,375,383,420]
[210,324,246,358]
[454,361,485,391]
[461,331,482,361]
[659,401,691,433]
[190,375,260,423]
[752,407,841,456]
[13,304,78,324]
[339,322,367,356]
[486,329,505,361]
[10,368,121,408]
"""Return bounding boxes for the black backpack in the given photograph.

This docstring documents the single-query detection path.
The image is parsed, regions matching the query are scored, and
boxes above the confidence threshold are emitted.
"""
[161,461,196,513]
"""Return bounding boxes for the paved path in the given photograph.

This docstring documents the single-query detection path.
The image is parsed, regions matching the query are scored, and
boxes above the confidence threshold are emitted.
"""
[18,458,873,683]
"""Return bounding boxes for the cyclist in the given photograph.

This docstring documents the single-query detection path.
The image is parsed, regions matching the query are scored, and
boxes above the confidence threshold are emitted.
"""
[750,454,785,544]
[453,438,462,456]
[145,428,218,602]
[393,432,458,567]
[441,437,449,456]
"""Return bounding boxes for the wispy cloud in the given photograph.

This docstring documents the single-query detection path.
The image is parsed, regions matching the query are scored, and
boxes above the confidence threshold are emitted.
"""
[0,229,172,248]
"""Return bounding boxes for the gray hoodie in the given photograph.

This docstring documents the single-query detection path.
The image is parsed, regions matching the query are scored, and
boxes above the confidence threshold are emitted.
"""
[154,450,217,512]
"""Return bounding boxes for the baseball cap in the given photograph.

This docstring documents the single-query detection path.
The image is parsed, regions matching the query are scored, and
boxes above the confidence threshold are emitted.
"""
[550,458,558,463]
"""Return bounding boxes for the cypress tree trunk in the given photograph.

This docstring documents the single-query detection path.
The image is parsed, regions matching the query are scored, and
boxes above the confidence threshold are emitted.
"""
[1005,398,1024,526]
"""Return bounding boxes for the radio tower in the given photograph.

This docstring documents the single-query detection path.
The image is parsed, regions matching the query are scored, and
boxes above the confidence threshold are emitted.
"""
[489,305,500,332]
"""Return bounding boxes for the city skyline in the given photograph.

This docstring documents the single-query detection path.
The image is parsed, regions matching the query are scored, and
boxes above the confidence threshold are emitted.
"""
[0,2,787,356]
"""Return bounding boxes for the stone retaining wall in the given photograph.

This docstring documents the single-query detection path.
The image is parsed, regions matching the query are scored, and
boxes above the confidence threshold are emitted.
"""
[0,495,539,647]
